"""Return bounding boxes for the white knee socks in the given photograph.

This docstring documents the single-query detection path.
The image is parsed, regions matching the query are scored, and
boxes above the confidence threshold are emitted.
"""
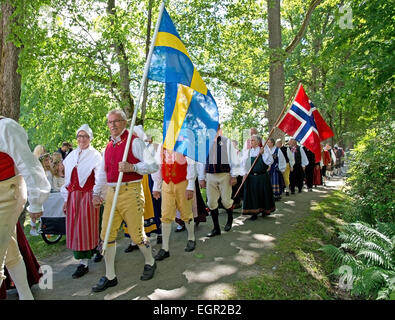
[185,220,195,241]
[104,245,116,280]
[161,222,172,252]
[7,260,34,300]
[138,244,155,266]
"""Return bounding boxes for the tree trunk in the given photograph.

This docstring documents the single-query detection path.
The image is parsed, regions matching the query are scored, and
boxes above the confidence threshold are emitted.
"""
[107,0,134,119]
[140,0,153,126]
[267,0,284,139]
[0,1,21,120]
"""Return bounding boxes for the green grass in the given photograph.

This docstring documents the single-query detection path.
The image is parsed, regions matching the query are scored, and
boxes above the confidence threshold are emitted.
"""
[229,189,351,300]
[23,215,67,261]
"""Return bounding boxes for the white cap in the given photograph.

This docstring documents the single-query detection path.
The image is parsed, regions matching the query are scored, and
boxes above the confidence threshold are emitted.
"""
[76,124,93,140]
[133,125,147,141]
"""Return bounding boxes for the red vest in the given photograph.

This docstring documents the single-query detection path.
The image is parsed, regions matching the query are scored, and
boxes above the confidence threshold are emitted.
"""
[0,152,15,181]
[104,130,142,183]
[161,149,187,184]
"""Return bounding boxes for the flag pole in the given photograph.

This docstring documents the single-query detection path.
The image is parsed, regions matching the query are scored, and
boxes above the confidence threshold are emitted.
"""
[102,0,166,255]
[233,81,301,200]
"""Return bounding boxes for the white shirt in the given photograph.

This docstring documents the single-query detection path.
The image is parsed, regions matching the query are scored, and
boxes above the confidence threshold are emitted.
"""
[197,135,241,180]
[0,117,51,213]
[61,145,102,201]
[93,130,159,197]
[151,145,196,192]
[241,145,273,176]
[287,146,309,168]
[269,146,286,173]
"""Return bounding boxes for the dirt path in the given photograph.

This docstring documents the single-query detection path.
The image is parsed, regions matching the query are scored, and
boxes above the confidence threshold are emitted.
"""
[13,177,344,300]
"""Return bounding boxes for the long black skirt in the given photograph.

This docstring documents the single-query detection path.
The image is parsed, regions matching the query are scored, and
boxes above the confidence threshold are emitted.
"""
[242,173,276,215]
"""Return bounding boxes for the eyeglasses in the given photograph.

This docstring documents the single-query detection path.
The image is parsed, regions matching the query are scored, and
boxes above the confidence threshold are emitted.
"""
[107,119,125,125]
[76,134,90,139]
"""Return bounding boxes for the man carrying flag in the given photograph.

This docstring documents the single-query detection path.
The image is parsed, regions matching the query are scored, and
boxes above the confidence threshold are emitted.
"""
[147,7,219,260]
[277,84,334,163]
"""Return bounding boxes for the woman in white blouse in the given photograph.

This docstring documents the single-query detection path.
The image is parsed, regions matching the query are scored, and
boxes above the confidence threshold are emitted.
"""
[61,124,102,279]
[241,135,276,220]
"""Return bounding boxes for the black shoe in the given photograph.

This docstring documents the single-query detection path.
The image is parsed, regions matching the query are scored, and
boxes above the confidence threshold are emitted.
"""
[291,191,295,195]
[224,219,233,232]
[175,225,185,232]
[249,214,258,220]
[285,191,289,196]
[93,252,103,263]
[156,234,162,244]
[124,243,138,253]
[72,264,89,279]
[207,228,221,237]
[92,276,118,292]
[184,240,196,252]
[140,262,156,281]
[154,249,170,261]
[298,189,302,193]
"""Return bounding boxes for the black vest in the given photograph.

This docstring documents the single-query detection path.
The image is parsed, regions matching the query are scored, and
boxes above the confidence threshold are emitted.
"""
[205,136,231,174]
[281,146,289,163]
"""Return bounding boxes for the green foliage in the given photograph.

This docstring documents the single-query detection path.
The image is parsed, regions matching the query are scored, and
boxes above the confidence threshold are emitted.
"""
[344,121,395,224]
[320,223,395,300]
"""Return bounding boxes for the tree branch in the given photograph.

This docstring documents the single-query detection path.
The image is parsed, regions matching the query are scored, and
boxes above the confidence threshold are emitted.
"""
[285,0,323,54]
[200,71,269,100]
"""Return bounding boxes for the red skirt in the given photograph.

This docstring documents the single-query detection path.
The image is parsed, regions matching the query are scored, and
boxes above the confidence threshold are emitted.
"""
[66,190,99,251]
[313,166,322,185]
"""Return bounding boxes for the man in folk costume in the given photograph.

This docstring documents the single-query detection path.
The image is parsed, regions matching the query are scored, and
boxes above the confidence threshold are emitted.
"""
[152,147,197,261]
[61,124,102,278]
[92,110,159,292]
[241,135,275,219]
[287,138,309,194]
[0,116,51,299]
[276,138,291,196]
[197,126,240,237]
[303,146,316,192]
[267,138,286,201]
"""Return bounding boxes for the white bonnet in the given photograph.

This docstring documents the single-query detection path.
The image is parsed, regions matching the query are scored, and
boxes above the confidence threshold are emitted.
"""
[133,125,147,141]
[76,124,93,140]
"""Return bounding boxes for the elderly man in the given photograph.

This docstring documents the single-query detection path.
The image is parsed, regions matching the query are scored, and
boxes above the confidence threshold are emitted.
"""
[92,110,159,292]
[0,116,51,299]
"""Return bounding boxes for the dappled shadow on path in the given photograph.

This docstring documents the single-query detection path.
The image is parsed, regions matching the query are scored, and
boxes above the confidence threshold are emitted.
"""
[27,178,344,300]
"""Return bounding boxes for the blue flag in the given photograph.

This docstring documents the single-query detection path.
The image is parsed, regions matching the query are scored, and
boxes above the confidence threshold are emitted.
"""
[148,8,219,162]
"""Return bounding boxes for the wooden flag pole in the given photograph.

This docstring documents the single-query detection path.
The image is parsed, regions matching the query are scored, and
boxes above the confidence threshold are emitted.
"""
[101,0,166,255]
[233,81,301,200]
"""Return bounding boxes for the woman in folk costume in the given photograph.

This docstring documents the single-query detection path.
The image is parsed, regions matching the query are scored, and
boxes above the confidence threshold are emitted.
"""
[321,144,331,185]
[61,124,102,279]
[267,138,286,201]
[241,135,275,220]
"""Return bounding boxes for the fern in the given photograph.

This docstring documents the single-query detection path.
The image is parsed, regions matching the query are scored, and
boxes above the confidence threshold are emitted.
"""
[321,222,395,299]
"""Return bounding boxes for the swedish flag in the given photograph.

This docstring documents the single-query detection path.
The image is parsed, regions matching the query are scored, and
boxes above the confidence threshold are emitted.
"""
[148,8,219,162]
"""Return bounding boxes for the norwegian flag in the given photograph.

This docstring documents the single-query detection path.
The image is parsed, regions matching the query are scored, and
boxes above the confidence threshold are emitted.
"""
[277,84,334,162]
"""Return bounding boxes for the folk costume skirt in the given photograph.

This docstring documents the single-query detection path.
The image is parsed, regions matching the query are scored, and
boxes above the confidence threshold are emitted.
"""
[242,156,275,216]
[66,190,99,253]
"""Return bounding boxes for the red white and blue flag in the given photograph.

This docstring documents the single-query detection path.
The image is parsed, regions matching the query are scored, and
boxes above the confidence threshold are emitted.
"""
[277,84,334,162]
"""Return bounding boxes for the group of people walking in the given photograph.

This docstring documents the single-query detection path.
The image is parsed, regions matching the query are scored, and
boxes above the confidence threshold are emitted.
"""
[0,111,339,299]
